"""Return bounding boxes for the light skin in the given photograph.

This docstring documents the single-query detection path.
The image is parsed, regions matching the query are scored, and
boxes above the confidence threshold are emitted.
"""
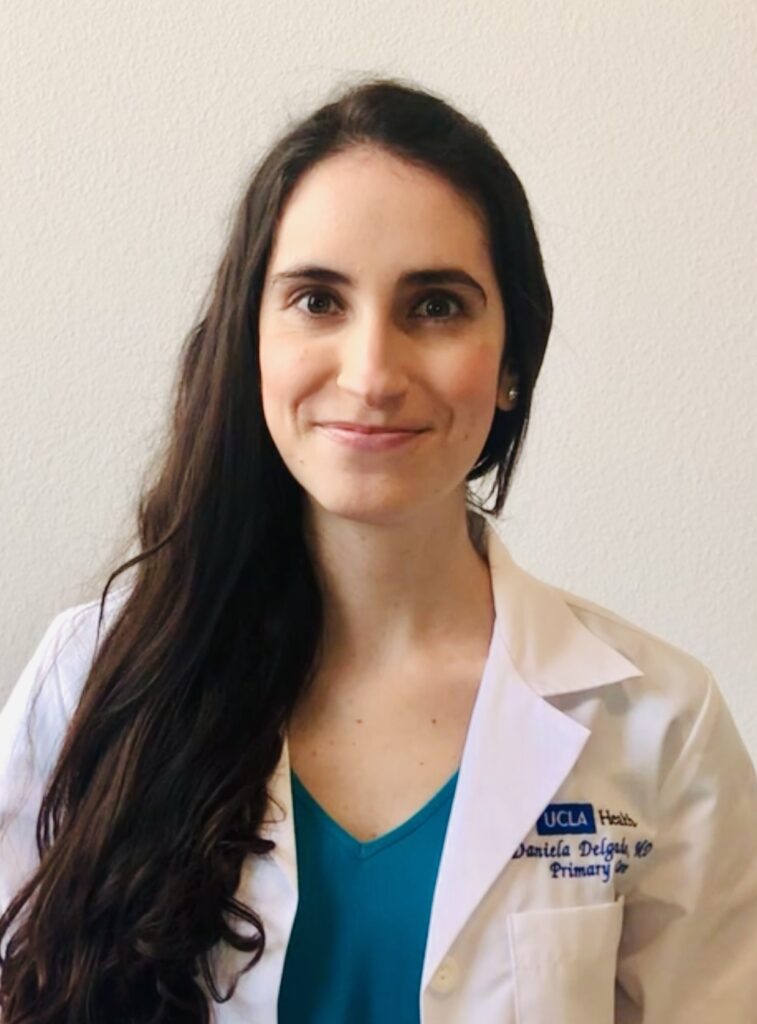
[258,145,517,711]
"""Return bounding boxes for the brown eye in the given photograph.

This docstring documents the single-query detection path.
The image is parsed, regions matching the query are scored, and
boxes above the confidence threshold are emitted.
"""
[413,291,466,320]
[292,289,340,316]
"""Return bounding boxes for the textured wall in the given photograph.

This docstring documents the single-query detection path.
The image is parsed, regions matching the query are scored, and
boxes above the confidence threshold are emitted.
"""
[2,2,755,756]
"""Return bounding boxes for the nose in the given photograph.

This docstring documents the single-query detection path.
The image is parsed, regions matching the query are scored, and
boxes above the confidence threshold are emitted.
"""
[335,313,409,405]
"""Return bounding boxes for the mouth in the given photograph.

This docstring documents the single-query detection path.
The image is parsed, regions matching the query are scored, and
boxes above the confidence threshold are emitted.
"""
[315,424,428,451]
[317,422,428,433]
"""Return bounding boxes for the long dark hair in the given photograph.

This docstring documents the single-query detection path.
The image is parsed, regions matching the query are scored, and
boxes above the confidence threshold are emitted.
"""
[0,74,552,1022]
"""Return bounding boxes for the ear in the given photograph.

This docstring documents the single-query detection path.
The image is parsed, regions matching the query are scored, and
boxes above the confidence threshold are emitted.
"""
[496,370,518,412]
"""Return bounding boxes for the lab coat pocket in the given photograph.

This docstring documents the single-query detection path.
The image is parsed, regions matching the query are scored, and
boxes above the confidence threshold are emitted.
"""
[507,896,624,1024]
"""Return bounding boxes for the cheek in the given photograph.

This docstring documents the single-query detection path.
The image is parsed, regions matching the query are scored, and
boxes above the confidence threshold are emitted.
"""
[442,345,501,422]
[259,334,314,424]
[259,342,285,412]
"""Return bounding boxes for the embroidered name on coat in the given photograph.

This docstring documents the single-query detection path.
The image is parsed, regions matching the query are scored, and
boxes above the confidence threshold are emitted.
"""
[536,803,597,836]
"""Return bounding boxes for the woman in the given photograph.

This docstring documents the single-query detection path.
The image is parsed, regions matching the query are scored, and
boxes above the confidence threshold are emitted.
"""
[1,76,755,1024]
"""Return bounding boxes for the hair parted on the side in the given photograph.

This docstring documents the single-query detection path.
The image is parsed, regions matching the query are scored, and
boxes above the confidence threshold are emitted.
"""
[0,74,552,1022]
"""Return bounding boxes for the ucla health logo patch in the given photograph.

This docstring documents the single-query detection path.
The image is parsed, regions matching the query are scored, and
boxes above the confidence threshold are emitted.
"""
[537,803,597,836]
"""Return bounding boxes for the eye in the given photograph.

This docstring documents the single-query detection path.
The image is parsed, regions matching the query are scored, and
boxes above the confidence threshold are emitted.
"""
[411,290,467,321]
[292,289,341,317]
[290,288,468,322]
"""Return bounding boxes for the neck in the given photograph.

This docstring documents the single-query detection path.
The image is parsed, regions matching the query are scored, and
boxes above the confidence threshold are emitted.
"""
[303,499,494,678]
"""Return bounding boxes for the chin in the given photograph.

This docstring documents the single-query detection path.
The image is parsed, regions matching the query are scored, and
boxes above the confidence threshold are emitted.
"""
[306,488,429,528]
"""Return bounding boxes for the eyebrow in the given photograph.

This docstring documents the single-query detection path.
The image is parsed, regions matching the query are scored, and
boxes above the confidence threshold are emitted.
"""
[270,264,488,306]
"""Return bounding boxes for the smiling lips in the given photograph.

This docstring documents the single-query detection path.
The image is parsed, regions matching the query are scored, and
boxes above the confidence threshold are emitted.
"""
[315,422,427,451]
[318,421,427,433]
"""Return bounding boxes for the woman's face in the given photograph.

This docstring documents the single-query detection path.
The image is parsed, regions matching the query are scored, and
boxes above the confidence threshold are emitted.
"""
[258,145,514,528]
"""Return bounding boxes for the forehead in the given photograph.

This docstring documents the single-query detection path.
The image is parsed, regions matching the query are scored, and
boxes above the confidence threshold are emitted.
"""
[265,147,491,277]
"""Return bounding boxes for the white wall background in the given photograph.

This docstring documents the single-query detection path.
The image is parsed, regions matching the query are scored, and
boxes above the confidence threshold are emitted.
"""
[2,1,755,758]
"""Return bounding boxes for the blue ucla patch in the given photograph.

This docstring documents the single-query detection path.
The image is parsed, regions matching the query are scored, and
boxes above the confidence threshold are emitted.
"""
[537,803,597,836]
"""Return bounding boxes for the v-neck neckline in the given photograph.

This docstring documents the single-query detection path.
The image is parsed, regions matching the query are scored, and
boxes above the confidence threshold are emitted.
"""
[290,767,459,860]
[288,612,499,860]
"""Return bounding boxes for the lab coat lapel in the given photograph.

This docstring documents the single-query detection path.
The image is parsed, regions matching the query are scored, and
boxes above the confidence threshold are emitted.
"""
[420,625,592,988]
[421,521,643,989]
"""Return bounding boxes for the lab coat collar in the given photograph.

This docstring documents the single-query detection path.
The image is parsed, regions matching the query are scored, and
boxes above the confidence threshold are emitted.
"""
[482,518,643,695]
[258,518,645,983]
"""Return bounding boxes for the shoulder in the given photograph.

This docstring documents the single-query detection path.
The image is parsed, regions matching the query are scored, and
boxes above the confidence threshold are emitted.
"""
[546,581,748,783]
[488,527,711,737]
[561,583,711,697]
[1,584,131,767]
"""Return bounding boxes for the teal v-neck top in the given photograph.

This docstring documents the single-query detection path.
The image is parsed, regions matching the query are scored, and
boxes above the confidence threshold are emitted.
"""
[277,765,460,1023]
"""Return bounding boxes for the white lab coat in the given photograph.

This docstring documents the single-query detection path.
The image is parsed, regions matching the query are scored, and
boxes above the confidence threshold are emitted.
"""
[2,520,757,1023]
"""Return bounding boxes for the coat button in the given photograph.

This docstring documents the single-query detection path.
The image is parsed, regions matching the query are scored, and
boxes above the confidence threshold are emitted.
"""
[430,956,460,995]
